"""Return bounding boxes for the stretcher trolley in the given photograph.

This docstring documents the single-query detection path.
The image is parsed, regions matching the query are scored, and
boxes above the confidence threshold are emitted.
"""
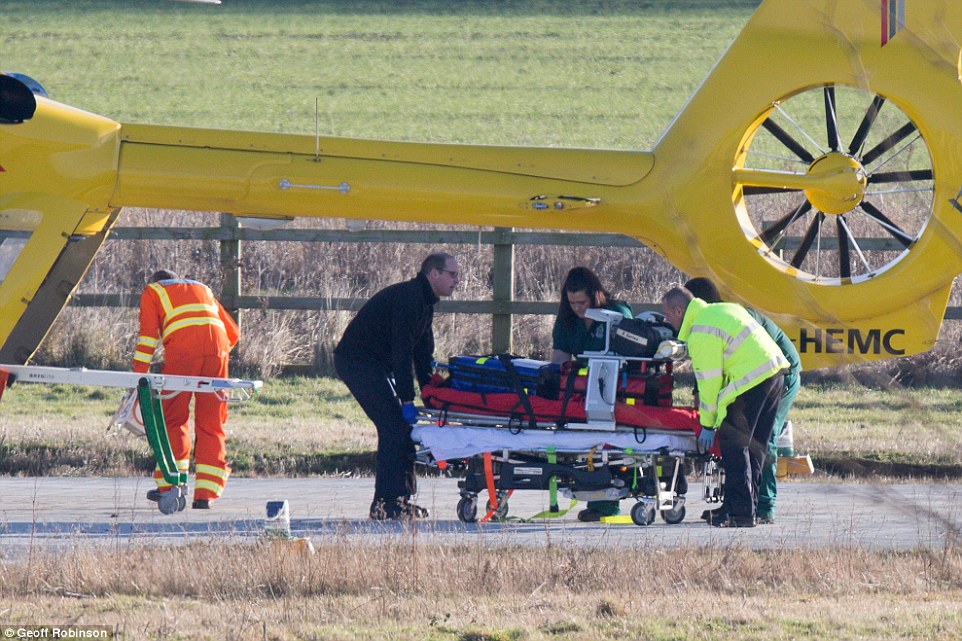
[0,364,261,515]
[413,339,719,525]
[413,414,701,526]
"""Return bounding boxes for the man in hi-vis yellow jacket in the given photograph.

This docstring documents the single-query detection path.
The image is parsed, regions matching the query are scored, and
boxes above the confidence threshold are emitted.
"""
[662,286,788,528]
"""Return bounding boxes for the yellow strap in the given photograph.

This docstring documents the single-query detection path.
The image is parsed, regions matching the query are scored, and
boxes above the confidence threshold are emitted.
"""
[600,515,635,525]
[527,499,578,520]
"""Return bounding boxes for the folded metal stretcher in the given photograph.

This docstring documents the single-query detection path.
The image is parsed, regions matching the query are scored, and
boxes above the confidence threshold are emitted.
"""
[0,364,262,515]
[412,345,719,526]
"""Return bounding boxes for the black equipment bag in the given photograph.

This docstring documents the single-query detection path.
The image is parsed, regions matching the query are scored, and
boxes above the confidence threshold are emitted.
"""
[610,318,675,358]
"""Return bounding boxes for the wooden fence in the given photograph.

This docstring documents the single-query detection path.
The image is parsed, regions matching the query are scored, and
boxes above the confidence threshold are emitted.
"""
[72,214,962,353]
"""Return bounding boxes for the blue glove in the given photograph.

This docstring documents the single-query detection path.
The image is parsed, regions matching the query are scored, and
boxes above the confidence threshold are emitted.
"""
[401,402,418,425]
[698,427,716,450]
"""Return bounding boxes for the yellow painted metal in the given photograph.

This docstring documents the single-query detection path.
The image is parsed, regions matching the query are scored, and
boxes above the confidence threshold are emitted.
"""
[733,154,868,216]
[73,209,116,236]
[2,0,962,368]
[0,99,122,356]
[776,455,815,479]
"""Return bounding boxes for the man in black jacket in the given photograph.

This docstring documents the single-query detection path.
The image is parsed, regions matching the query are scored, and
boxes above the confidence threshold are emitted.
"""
[334,252,460,520]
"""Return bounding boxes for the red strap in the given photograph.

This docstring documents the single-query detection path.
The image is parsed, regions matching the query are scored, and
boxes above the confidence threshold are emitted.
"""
[479,452,514,522]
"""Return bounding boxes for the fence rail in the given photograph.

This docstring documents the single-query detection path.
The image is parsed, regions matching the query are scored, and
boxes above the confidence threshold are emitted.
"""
[72,219,962,353]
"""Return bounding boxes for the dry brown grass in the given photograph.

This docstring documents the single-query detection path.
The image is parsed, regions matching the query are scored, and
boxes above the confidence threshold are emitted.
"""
[1,540,961,640]
[34,209,686,377]
[34,206,962,386]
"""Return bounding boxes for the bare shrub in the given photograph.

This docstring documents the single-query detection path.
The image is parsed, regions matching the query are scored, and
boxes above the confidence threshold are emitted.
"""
[34,207,962,383]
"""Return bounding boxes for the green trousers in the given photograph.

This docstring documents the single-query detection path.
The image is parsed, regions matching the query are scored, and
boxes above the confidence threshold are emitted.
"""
[586,500,620,516]
[756,372,800,519]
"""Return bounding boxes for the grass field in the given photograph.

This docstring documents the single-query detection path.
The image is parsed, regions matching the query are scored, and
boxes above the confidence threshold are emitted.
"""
[3,0,753,147]
[2,377,961,477]
[0,543,959,641]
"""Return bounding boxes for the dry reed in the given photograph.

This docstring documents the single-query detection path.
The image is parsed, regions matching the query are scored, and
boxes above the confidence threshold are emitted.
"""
[3,538,960,600]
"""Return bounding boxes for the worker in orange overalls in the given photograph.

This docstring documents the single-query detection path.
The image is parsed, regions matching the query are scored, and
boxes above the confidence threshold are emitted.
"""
[134,270,239,510]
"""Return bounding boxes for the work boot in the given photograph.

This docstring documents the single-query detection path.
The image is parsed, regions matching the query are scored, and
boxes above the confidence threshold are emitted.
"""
[146,489,163,503]
[701,507,727,522]
[398,498,429,519]
[370,497,429,521]
[192,499,211,510]
[704,510,728,526]
[756,512,775,525]
[577,509,605,522]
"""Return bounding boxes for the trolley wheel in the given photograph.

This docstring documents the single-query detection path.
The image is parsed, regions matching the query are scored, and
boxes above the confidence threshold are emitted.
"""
[487,492,509,520]
[660,497,687,525]
[177,495,187,512]
[158,491,181,515]
[457,496,478,523]
[630,501,656,526]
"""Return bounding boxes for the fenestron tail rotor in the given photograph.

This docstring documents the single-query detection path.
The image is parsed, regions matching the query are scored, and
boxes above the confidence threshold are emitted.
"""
[734,84,934,285]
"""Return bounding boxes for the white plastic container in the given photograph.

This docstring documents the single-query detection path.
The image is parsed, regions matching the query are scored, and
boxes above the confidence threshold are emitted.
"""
[264,500,291,538]
[776,420,795,457]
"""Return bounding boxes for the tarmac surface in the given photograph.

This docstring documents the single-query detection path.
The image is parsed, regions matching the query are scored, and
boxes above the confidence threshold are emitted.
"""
[1,476,960,557]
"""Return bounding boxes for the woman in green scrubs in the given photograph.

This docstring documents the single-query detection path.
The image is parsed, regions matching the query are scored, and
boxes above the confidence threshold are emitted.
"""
[550,266,632,521]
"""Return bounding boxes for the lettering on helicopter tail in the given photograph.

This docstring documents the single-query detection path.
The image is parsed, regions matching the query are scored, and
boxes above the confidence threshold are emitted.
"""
[951,186,962,214]
[797,328,906,355]
[881,0,906,47]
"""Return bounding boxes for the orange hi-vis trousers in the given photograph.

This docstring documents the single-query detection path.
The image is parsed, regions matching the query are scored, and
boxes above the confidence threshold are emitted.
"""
[152,355,231,501]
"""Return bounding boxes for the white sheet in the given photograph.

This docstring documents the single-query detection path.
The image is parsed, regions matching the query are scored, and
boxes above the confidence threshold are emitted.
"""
[412,424,696,460]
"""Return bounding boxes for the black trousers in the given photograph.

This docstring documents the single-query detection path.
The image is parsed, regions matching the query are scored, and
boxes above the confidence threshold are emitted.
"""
[334,352,416,501]
[718,373,784,520]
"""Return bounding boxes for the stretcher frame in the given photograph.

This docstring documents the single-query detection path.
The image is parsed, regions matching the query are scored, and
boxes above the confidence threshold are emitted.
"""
[413,344,718,526]
[0,364,261,514]
[414,413,698,526]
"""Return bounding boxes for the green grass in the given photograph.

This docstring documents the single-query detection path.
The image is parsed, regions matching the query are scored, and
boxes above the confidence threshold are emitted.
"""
[1,378,960,477]
[1,0,753,148]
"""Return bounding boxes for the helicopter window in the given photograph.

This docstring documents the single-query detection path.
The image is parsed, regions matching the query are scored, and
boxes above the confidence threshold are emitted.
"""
[0,210,42,285]
[0,232,31,285]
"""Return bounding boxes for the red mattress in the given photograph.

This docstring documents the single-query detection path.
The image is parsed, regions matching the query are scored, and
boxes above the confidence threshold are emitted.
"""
[421,380,699,432]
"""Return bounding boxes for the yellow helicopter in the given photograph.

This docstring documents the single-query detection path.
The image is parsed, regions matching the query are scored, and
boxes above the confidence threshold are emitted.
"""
[1,0,961,370]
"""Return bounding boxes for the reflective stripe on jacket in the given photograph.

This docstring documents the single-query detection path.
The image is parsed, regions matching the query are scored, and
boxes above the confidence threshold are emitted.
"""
[133,279,239,373]
[678,299,788,428]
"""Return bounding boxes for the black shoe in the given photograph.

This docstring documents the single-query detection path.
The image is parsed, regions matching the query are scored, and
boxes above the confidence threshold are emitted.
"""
[400,499,429,519]
[756,515,775,525]
[192,499,211,510]
[577,509,605,522]
[704,510,728,526]
[701,507,727,522]
[708,514,756,528]
[370,497,429,521]
[146,489,163,503]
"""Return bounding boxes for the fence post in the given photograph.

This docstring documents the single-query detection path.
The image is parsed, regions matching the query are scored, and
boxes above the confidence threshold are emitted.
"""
[491,227,514,353]
[219,213,242,331]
